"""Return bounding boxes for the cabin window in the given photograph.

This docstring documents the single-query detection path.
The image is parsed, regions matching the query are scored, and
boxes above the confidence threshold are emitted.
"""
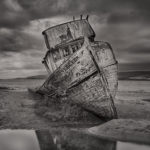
[43,34,50,49]
[76,45,79,50]
[78,41,82,48]
[63,46,70,57]
[71,45,77,53]
[52,49,61,62]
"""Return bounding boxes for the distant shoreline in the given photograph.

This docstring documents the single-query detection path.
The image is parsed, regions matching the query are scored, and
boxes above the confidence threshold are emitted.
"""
[0,70,150,81]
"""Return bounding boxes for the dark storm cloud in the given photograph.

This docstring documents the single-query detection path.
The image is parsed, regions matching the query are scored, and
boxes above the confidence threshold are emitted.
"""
[0,0,29,29]
[3,61,43,70]
[18,0,150,22]
[1,0,150,29]
[0,0,150,78]
[127,44,150,54]
[102,0,150,24]
[119,63,150,72]
[0,29,43,53]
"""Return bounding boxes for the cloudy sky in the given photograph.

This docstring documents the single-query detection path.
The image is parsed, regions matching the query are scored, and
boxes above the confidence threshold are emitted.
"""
[0,0,150,79]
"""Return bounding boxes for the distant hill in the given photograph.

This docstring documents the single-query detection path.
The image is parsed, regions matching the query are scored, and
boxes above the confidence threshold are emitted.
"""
[27,71,150,80]
[26,74,48,79]
[119,71,150,80]
[0,74,47,80]
[1,71,150,81]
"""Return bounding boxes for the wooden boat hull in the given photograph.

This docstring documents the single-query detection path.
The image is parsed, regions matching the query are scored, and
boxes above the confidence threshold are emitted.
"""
[38,38,118,119]
[91,41,118,98]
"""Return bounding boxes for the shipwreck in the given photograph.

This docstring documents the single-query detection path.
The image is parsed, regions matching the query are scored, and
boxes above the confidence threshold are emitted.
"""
[37,16,118,119]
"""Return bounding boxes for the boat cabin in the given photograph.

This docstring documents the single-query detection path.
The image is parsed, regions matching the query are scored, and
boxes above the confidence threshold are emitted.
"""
[42,18,95,74]
[42,38,84,73]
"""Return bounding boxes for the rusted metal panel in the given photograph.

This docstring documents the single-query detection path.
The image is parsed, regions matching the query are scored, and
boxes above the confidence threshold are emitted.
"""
[43,19,95,49]
[38,38,117,119]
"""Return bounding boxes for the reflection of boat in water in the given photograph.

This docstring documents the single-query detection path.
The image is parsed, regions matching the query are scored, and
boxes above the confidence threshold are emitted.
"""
[38,17,118,119]
[49,129,117,150]
[1,129,149,150]
[0,129,116,150]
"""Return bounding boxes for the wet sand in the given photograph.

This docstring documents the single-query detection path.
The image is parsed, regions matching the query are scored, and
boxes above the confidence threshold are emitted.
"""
[88,119,150,144]
[0,79,150,143]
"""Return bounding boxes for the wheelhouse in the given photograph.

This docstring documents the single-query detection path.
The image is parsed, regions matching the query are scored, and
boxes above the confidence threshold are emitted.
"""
[42,18,95,74]
[42,38,84,74]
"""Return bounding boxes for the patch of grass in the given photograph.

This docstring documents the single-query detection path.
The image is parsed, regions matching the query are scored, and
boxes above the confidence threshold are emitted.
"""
[0,112,11,128]
[35,95,101,123]
[0,86,13,90]
[142,99,150,102]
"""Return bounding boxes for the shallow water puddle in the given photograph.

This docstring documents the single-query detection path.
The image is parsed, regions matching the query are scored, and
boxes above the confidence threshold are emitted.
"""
[0,129,149,150]
[117,142,150,150]
[0,130,40,150]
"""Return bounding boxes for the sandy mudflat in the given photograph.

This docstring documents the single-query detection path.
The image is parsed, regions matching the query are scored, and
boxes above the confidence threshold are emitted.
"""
[0,79,150,143]
[88,119,150,144]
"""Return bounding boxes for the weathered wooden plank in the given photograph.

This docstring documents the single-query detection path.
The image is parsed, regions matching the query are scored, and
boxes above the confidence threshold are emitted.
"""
[91,41,118,97]
[103,64,118,97]
[39,38,97,95]
[38,38,117,119]
[91,41,116,67]
[42,40,118,98]
[43,39,118,97]
[66,72,116,118]
[86,41,118,118]
[43,19,95,49]
[43,39,84,74]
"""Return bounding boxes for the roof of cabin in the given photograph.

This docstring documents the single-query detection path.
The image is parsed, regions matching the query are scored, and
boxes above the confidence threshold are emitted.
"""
[42,19,91,33]
[42,19,95,49]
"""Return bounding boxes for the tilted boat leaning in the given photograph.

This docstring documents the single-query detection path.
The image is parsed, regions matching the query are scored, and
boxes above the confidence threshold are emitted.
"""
[38,17,118,119]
